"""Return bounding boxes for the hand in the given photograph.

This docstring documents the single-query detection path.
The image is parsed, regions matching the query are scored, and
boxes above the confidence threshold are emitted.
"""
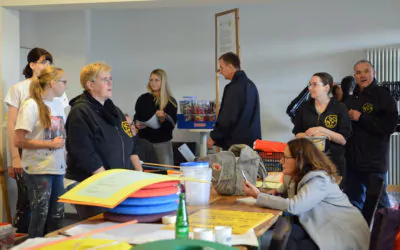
[207,137,215,148]
[7,167,15,179]
[93,166,106,174]
[243,180,260,199]
[135,121,147,130]
[156,110,166,123]
[49,136,64,149]
[12,157,23,177]
[348,109,361,121]
[305,126,324,136]
[130,124,137,136]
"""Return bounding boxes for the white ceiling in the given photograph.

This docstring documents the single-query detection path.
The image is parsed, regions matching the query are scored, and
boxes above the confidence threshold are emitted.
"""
[1,0,271,11]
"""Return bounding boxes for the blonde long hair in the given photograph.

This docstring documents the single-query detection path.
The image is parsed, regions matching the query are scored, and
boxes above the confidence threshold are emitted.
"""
[29,66,64,128]
[147,69,176,109]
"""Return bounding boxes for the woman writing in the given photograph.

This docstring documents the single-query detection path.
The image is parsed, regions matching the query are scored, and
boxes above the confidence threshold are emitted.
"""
[244,138,370,250]
[293,72,351,184]
[14,66,68,237]
[134,69,177,165]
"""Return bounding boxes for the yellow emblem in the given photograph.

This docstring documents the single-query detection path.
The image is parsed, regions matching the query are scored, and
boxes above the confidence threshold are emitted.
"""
[324,115,338,129]
[362,103,374,113]
[122,121,133,138]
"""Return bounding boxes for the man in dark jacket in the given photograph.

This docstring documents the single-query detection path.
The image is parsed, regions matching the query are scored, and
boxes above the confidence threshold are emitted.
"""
[344,60,398,210]
[207,52,261,150]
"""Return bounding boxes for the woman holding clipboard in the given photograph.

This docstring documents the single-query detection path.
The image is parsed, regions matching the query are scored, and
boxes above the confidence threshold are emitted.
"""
[134,69,177,165]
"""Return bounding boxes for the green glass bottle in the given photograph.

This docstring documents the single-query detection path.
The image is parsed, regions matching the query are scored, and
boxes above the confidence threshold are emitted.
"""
[175,186,189,239]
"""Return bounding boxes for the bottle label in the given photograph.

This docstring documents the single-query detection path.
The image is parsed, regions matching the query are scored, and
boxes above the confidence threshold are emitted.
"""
[175,226,189,239]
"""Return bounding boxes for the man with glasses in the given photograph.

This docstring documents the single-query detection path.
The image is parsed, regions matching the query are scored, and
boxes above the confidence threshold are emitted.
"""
[344,60,398,210]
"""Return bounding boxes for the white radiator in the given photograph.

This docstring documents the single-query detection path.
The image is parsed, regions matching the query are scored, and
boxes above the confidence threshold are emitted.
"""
[388,132,400,185]
[366,48,400,82]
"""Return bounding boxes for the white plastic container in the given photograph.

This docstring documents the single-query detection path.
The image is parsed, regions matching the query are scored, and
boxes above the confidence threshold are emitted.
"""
[180,162,212,206]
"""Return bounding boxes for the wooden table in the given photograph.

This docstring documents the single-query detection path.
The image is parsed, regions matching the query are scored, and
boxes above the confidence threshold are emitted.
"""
[47,190,281,248]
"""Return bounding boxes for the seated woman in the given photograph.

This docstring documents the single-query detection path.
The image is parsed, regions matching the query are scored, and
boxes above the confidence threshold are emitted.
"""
[293,72,351,186]
[134,69,177,165]
[65,62,142,219]
[243,138,370,250]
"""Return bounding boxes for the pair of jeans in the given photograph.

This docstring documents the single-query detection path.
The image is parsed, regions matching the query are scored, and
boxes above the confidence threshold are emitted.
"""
[23,173,65,238]
[344,169,390,210]
[13,173,31,233]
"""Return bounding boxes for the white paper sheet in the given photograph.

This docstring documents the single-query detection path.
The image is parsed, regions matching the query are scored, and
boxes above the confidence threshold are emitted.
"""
[138,114,160,129]
[236,197,257,205]
[65,222,258,246]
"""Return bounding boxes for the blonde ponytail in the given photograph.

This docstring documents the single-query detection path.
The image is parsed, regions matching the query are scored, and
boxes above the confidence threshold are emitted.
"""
[29,66,64,129]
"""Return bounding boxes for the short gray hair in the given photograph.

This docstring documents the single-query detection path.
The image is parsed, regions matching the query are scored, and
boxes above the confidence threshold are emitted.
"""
[353,60,375,71]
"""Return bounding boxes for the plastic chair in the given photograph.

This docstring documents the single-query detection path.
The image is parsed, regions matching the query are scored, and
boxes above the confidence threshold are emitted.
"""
[362,175,384,229]
[269,216,292,250]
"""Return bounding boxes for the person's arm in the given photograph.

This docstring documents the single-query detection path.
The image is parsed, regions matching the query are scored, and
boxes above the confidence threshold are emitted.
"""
[357,92,398,135]
[15,130,64,149]
[305,127,345,145]
[66,107,105,175]
[210,85,244,146]
[255,176,328,215]
[7,106,21,176]
[158,100,177,132]
[130,155,143,171]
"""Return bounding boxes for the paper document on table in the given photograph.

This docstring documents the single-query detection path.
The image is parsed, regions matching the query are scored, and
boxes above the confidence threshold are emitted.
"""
[163,209,274,234]
[138,114,160,129]
[236,197,257,205]
[58,169,181,208]
[65,222,258,246]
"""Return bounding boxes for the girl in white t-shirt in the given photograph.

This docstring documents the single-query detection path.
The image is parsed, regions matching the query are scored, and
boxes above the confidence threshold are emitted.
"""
[15,66,68,238]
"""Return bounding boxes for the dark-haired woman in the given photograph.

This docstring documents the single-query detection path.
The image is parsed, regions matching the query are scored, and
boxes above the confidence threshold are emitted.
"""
[244,138,370,250]
[293,72,351,186]
[4,47,68,233]
[14,66,68,237]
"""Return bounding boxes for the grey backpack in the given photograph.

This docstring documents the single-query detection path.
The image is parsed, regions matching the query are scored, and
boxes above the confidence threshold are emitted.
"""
[198,144,267,195]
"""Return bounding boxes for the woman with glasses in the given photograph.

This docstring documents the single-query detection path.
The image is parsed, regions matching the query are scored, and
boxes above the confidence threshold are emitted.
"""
[14,66,68,237]
[243,138,369,250]
[292,72,351,186]
[134,69,177,165]
[65,62,142,219]
[4,47,68,233]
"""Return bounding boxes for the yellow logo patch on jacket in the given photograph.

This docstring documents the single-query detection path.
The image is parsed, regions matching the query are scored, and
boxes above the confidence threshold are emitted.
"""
[362,103,374,113]
[324,115,338,129]
[122,121,133,138]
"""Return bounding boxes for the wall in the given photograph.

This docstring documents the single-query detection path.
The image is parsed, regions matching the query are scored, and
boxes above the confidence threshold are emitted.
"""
[19,0,400,144]
[19,10,88,104]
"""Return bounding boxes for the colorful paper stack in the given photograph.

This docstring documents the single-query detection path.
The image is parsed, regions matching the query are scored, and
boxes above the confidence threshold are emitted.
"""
[104,180,180,223]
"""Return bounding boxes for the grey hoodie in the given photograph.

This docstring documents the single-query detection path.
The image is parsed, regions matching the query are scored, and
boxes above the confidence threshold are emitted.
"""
[256,170,370,250]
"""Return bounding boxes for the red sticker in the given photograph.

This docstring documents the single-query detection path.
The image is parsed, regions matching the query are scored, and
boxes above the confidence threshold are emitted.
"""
[212,163,221,171]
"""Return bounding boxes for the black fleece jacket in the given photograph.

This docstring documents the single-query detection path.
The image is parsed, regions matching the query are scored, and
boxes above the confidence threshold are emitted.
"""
[65,91,137,182]
[293,98,352,159]
[345,80,398,172]
[134,93,177,143]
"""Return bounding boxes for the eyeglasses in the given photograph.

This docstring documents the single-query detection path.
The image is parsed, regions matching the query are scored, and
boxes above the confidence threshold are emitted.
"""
[282,155,294,163]
[58,79,67,84]
[37,60,51,65]
[99,76,112,84]
[308,82,323,89]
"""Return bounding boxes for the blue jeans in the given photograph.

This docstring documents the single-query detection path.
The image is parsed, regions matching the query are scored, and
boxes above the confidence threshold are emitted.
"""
[23,173,65,238]
[344,169,390,210]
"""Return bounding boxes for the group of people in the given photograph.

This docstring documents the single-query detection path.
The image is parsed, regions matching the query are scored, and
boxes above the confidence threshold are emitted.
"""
[4,46,398,249]
[4,47,178,237]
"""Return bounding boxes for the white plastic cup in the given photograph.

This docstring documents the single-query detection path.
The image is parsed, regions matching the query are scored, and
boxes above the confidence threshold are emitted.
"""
[180,162,212,206]
[193,228,214,241]
[214,226,232,246]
